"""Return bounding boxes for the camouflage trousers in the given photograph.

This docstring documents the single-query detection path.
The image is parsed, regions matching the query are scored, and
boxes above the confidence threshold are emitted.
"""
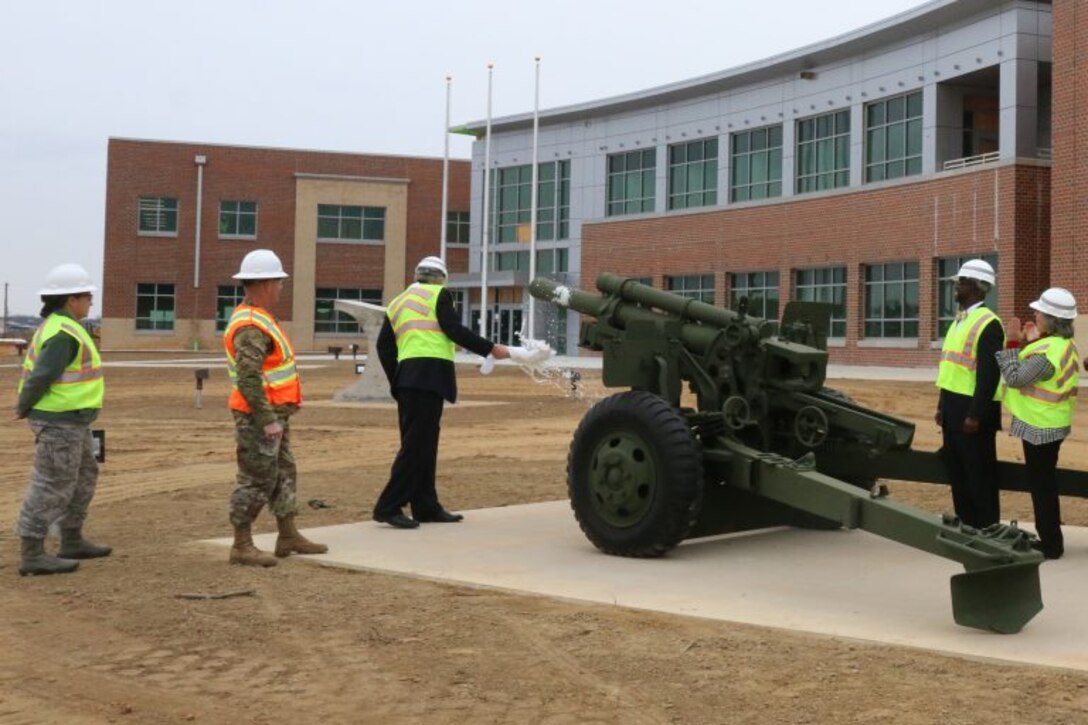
[16,420,99,540]
[229,411,298,527]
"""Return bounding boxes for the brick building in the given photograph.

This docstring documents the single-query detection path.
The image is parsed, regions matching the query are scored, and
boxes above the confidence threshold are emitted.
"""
[458,0,1072,365]
[102,139,470,350]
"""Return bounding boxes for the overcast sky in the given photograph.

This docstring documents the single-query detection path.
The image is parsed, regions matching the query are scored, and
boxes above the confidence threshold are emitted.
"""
[0,0,926,317]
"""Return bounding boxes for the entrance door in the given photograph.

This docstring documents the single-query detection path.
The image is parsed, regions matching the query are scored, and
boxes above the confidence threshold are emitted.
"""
[497,306,523,346]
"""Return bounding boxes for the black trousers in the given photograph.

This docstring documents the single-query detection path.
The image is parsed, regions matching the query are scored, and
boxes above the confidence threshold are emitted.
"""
[373,388,444,519]
[940,427,1000,528]
[1023,438,1064,557]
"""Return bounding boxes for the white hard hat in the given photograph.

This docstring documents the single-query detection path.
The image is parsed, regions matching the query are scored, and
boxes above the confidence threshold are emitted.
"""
[415,255,448,278]
[954,259,996,286]
[1029,287,1078,320]
[233,249,288,280]
[39,263,97,296]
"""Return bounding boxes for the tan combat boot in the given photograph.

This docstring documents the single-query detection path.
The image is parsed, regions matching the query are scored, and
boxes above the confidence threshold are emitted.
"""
[229,523,278,567]
[274,514,328,558]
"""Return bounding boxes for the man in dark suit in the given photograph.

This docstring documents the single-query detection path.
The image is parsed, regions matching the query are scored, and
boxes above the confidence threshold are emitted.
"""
[373,256,510,529]
[935,259,1004,528]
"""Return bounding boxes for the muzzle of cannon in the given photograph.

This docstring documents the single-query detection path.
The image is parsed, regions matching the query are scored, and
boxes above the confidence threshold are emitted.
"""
[530,274,1088,634]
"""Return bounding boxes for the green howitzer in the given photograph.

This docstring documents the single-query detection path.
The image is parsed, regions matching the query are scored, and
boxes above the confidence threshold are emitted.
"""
[530,273,1088,634]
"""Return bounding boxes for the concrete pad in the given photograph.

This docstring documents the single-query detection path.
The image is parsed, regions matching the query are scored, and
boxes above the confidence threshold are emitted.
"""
[209,501,1088,670]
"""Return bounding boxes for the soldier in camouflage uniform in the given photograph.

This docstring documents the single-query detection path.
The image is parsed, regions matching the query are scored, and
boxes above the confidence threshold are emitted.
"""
[14,263,112,576]
[223,249,327,567]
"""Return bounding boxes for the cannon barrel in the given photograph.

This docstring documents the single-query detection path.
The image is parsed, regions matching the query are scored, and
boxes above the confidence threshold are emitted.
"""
[597,273,747,328]
[528,276,751,355]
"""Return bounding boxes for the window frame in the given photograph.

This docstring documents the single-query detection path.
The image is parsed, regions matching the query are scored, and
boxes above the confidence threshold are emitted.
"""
[215,284,246,332]
[316,204,386,243]
[665,273,716,304]
[730,125,783,203]
[606,149,656,217]
[795,110,851,195]
[863,261,920,339]
[489,160,571,244]
[137,197,179,237]
[446,211,470,245]
[219,200,258,240]
[794,266,847,338]
[935,254,998,338]
[668,138,719,210]
[135,283,176,331]
[730,271,780,319]
[313,287,383,334]
[864,90,924,183]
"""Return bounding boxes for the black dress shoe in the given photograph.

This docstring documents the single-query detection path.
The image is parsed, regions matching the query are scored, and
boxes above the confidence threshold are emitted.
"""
[415,509,464,523]
[373,513,419,529]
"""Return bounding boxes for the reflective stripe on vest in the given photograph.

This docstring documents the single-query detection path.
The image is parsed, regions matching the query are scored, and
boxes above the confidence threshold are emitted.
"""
[387,283,455,362]
[223,303,302,412]
[17,314,104,412]
[936,307,1004,398]
[1003,337,1080,429]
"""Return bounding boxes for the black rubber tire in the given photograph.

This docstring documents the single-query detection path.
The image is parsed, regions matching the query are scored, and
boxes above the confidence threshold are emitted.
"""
[567,390,704,557]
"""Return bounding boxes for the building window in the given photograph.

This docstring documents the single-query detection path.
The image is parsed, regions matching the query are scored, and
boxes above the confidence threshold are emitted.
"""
[317,205,385,242]
[490,161,571,243]
[731,126,783,202]
[219,201,257,238]
[447,211,470,244]
[666,274,715,303]
[936,254,998,337]
[865,91,923,182]
[135,283,175,331]
[447,289,465,319]
[606,149,656,217]
[216,285,245,332]
[314,288,382,334]
[864,262,919,338]
[668,138,718,210]
[632,276,653,287]
[795,267,847,337]
[138,197,178,235]
[796,110,850,194]
[730,271,780,319]
[535,248,569,275]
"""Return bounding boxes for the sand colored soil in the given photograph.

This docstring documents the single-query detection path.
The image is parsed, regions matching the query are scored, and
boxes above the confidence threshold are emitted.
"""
[2,356,1088,724]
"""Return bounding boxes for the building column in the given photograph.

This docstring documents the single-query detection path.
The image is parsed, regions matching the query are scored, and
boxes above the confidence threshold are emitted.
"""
[780,117,796,199]
[849,102,864,186]
[999,57,1038,161]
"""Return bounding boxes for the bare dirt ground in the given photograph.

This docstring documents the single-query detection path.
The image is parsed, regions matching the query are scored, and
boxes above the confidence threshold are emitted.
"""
[3,355,1088,724]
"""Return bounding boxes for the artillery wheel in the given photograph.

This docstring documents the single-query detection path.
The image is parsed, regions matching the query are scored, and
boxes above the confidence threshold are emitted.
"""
[567,391,704,557]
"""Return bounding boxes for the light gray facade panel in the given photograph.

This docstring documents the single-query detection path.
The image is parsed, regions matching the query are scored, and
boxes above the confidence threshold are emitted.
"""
[461,0,1052,346]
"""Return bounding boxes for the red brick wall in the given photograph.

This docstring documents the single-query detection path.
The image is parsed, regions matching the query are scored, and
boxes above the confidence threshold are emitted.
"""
[103,139,470,322]
[1050,0,1087,297]
[582,164,1049,366]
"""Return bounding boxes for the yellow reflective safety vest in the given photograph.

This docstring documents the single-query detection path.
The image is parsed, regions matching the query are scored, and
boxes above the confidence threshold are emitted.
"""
[18,313,104,412]
[386,283,455,362]
[1003,337,1080,429]
[936,306,1004,398]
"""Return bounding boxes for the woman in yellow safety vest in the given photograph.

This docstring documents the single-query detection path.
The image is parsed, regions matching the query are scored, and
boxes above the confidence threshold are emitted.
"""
[996,287,1080,560]
[14,263,110,576]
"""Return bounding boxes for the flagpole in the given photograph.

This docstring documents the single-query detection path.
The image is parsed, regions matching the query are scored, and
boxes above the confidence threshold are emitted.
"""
[479,63,494,338]
[440,74,451,262]
[527,55,541,341]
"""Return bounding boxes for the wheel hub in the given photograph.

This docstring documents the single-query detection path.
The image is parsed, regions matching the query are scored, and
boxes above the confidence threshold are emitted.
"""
[589,432,656,527]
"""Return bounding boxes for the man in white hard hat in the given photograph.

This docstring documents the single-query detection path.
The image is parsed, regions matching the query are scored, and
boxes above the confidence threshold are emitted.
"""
[222,249,327,566]
[935,258,1005,528]
[372,255,510,528]
[14,263,110,575]
[996,287,1081,559]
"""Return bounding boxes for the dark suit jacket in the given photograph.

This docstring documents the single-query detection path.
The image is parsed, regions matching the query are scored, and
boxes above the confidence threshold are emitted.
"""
[938,315,1003,431]
[377,287,495,404]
